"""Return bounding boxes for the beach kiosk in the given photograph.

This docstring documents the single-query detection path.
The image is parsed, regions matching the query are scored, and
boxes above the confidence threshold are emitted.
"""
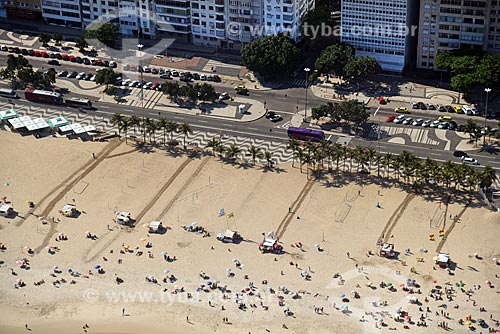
[0,108,19,122]
[60,204,78,217]
[435,253,450,269]
[0,204,14,217]
[216,229,242,243]
[380,243,396,258]
[115,211,131,225]
[148,221,164,233]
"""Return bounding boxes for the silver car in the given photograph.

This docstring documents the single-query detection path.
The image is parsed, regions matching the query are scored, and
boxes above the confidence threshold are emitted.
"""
[393,115,406,124]
[462,157,479,165]
[412,118,424,126]
[402,117,413,125]
[429,120,440,128]
[422,120,432,127]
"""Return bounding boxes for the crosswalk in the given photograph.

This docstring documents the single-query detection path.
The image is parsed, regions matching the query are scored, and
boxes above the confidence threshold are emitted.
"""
[0,102,294,164]
[285,78,308,88]
[368,125,440,146]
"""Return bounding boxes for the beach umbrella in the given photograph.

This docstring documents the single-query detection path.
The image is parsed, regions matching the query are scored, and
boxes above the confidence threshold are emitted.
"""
[493,257,498,262]
[94,265,101,269]
[465,321,472,326]
[207,281,212,286]
[366,282,372,287]
[385,282,392,287]
[245,287,250,291]
[283,306,289,311]
[161,251,168,256]
[58,233,63,236]
[217,233,224,239]
[140,238,147,242]
[214,280,220,284]
[163,269,170,274]
[432,256,439,261]
[190,222,198,226]
[16,278,22,283]
[342,305,348,310]
[340,293,345,298]
[301,270,307,276]
[314,244,320,248]
[232,258,238,263]
[226,268,231,272]
[200,284,205,288]
[399,283,405,287]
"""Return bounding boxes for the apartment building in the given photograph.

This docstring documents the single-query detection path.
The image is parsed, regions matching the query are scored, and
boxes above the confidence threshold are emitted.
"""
[340,0,420,73]
[3,0,42,20]
[41,0,81,27]
[263,0,314,42]
[155,0,191,41]
[417,0,500,70]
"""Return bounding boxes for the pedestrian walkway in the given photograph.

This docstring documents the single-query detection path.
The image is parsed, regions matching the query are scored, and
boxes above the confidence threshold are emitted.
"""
[367,125,440,146]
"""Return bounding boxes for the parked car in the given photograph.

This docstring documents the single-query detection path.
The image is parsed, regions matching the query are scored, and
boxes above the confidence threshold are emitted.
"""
[150,82,160,90]
[192,73,200,80]
[0,45,7,51]
[437,104,446,112]
[417,102,427,110]
[270,114,283,122]
[48,59,60,66]
[57,70,68,77]
[422,120,432,127]
[412,118,424,126]
[453,151,468,158]
[411,102,419,109]
[462,157,479,165]
[142,66,151,73]
[109,61,117,68]
[402,117,413,125]
[445,105,454,113]
[83,58,90,65]
[67,71,78,78]
[122,79,131,86]
[438,115,452,122]
[84,73,93,81]
[429,120,440,128]
[427,103,436,110]
[212,75,221,82]
[75,56,83,64]
[143,82,153,89]
[393,115,406,124]
[159,74,171,79]
[219,92,230,100]
[200,73,207,80]
[453,105,463,113]
[21,48,29,55]
[171,70,179,77]
[448,121,457,131]
[395,107,409,113]
[385,114,395,122]
[151,68,159,74]
[437,122,449,129]
[76,72,87,80]
[266,111,277,119]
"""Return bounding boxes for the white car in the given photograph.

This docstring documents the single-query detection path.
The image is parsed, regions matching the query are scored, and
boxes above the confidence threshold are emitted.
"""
[393,115,406,124]
[109,61,117,68]
[402,117,413,125]
[143,82,153,89]
[122,79,131,86]
[90,75,96,82]
[412,118,424,126]
[129,80,139,87]
[437,122,449,129]
[76,72,86,80]
[219,92,229,100]
[462,157,479,165]
[200,74,207,80]
[422,120,432,127]
[429,120,440,128]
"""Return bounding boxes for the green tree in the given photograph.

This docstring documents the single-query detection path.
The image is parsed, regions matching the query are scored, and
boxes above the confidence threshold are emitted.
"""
[479,165,498,189]
[476,54,500,86]
[241,34,300,81]
[52,32,63,46]
[75,36,88,52]
[177,122,193,148]
[86,23,119,48]
[246,145,263,165]
[110,113,124,137]
[195,83,217,102]
[225,143,241,161]
[157,117,169,145]
[264,151,273,168]
[0,55,33,88]
[94,68,118,90]
[164,120,178,142]
[451,73,476,96]
[38,32,51,47]
[314,43,355,77]
[205,137,221,156]
[180,84,198,103]
[162,81,180,100]
[129,115,141,138]
[119,117,130,143]
[33,69,56,88]
[344,56,381,91]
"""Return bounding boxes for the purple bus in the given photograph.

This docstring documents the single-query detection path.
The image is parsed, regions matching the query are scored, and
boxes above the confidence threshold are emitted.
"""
[287,127,325,142]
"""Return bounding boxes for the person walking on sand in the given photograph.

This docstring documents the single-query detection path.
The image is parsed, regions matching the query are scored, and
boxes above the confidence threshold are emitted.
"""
[122,308,125,316]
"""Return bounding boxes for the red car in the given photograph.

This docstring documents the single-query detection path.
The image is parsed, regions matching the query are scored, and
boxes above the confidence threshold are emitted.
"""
[33,50,41,57]
[378,96,386,104]
[150,82,160,90]
[385,114,395,122]
[61,54,69,60]
[41,51,49,58]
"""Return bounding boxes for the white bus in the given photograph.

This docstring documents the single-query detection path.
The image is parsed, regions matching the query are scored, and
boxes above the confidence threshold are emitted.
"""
[65,97,93,110]
[0,88,19,99]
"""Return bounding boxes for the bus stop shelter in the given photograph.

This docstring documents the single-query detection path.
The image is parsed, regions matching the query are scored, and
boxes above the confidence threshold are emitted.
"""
[48,116,70,128]
[0,108,18,120]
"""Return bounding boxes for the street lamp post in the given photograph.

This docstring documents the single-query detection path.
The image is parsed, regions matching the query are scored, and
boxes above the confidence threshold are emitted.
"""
[138,44,145,142]
[304,67,310,123]
[483,88,491,145]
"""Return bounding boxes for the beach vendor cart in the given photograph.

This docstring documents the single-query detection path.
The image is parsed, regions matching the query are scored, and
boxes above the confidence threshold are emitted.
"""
[259,238,283,254]
[435,253,450,269]
[216,229,242,243]
[60,204,78,217]
[379,243,396,258]
[115,211,131,225]
[148,221,164,233]
[0,204,14,217]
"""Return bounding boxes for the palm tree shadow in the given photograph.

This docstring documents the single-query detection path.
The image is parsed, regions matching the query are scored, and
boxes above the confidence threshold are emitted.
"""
[133,142,155,154]
[236,161,252,170]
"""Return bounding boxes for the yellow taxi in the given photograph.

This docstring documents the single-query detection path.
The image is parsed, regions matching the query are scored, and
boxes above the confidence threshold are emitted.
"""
[453,105,463,113]
[394,107,409,114]
[438,115,452,122]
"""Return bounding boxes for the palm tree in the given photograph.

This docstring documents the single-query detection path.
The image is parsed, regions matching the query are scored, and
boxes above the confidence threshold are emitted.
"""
[110,113,124,137]
[365,147,377,172]
[287,138,300,167]
[264,150,273,168]
[215,144,226,158]
[119,117,130,143]
[165,120,178,143]
[225,143,241,161]
[246,145,263,165]
[373,152,383,177]
[205,137,221,156]
[294,148,305,173]
[178,122,192,148]
[129,115,141,138]
[142,118,155,143]
[302,152,314,179]
[157,117,169,145]
[479,165,498,189]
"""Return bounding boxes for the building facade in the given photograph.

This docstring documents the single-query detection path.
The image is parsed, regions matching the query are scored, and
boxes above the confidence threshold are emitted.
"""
[417,0,500,70]
[340,0,420,73]
[155,0,191,41]
[41,0,81,27]
[4,0,42,20]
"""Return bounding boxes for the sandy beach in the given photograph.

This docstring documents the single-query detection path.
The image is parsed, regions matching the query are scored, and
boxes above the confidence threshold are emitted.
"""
[0,131,499,334]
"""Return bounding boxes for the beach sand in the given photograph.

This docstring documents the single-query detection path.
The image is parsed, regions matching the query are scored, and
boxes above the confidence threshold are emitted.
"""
[0,131,499,334]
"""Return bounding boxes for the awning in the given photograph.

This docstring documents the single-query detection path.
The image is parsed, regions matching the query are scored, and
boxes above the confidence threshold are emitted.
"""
[70,123,86,134]
[0,108,18,120]
[83,125,97,132]
[48,116,70,128]
[58,125,72,133]
[33,118,49,129]
[437,253,449,263]
[149,221,161,229]
[8,118,24,129]
[224,230,236,238]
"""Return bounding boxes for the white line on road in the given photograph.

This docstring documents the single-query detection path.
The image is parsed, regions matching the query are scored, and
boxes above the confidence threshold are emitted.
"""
[124,109,133,112]
[100,106,110,109]
[248,127,259,131]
